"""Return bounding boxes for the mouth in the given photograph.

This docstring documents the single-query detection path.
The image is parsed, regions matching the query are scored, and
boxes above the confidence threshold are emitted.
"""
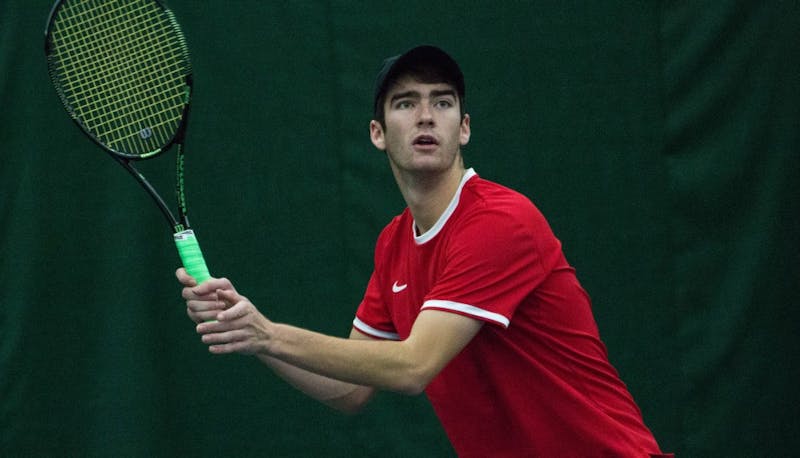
[412,134,439,149]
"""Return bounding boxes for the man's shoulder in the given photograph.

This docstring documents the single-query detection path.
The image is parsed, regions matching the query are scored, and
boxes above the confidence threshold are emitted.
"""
[462,172,532,202]
[374,207,411,246]
[461,175,542,222]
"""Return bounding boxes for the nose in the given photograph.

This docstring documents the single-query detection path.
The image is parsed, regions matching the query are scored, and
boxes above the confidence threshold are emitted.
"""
[417,102,434,126]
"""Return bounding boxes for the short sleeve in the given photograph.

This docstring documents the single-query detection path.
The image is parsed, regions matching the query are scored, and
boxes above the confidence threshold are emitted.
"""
[353,271,401,340]
[422,200,560,328]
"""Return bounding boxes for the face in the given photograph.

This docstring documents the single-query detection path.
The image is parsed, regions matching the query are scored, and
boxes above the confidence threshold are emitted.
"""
[370,76,470,177]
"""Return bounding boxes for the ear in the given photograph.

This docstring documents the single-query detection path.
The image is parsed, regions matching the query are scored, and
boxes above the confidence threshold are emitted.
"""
[459,114,471,146]
[370,120,386,150]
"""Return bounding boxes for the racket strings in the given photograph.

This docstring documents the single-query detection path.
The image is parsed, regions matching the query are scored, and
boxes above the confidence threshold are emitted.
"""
[53,1,185,132]
[48,0,190,157]
[55,6,184,107]
[54,1,185,153]
[58,18,183,111]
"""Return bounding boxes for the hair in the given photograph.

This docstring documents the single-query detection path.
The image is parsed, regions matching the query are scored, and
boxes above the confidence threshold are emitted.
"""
[374,63,466,128]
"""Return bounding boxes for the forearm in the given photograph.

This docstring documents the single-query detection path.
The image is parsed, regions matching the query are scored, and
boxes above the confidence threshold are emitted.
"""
[195,289,483,398]
[264,323,429,395]
[256,353,374,413]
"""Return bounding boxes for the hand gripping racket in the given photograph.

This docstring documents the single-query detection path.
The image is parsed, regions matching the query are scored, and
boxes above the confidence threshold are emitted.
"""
[44,0,210,284]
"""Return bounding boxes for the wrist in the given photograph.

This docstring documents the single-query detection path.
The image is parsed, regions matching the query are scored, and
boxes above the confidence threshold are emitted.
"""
[257,320,283,358]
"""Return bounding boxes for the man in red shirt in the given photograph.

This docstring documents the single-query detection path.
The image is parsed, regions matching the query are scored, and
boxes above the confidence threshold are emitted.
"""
[177,45,670,457]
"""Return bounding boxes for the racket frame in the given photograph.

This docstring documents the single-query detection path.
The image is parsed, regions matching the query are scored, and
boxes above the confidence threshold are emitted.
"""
[44,0,193,233]
[44,0,210,282]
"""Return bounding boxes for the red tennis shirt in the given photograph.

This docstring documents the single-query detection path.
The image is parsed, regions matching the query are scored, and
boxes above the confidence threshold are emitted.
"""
[353,169,665,457]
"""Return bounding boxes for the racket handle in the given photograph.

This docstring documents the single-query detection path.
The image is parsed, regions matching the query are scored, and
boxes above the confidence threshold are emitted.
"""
[174,229,211,284]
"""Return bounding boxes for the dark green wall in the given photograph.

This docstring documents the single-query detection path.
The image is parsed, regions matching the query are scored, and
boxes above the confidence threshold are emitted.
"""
[2,1,798,456]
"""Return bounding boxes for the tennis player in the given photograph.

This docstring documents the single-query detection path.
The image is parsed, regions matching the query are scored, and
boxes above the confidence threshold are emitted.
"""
[177,45,671,457]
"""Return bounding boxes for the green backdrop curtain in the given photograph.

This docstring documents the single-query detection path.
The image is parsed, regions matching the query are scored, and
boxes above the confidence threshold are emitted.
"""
[2,1,797,456]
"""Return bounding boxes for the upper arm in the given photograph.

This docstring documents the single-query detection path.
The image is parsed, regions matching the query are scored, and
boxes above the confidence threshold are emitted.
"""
[347,310,483,395]
[349,326,377,341]
[401,309,484,392]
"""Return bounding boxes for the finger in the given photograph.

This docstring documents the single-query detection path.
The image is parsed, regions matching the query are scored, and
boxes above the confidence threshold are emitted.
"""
[187,294,222,310]
[196,317,233,334]
[215,299,251,322]
[187,296,226,324]
[203,331,256,355]
[187,307,219,324]
[201,328,245,345]
[176,267,197,287]
[216,288,242,307]
[190,277,232,296]
[182,286,218,325]
[208,341,249,355]
[182,286,203,301]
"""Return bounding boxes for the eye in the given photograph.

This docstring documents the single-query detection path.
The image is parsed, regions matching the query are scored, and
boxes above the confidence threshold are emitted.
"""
[395,100,414,109]
[434,99,454,109]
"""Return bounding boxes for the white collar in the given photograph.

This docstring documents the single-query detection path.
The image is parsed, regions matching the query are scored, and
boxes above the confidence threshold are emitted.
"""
[413,168,477,245]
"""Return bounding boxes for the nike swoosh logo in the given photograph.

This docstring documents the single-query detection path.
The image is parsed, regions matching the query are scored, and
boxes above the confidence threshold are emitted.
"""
[392,281,408,293]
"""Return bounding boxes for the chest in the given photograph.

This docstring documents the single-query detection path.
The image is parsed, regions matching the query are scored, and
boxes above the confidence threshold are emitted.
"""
[377,235,448,338]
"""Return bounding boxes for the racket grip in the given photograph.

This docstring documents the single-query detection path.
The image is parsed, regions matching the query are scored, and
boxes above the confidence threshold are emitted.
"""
[174,229,211,284]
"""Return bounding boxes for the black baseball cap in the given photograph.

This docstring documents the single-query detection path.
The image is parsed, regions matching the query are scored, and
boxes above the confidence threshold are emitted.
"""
[373,45,465,119]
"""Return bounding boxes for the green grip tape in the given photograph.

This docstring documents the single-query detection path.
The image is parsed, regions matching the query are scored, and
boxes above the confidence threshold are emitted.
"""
[174,229,211,283]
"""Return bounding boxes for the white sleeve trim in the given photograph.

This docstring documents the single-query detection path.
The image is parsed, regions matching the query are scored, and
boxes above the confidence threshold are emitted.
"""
[352,317,401,340]
[421,300,510,328]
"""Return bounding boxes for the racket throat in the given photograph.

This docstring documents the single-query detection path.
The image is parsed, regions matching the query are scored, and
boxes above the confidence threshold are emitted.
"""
[117,158,180,229]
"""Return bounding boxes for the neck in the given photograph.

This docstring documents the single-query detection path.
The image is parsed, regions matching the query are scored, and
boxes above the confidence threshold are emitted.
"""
[392,164,467,234]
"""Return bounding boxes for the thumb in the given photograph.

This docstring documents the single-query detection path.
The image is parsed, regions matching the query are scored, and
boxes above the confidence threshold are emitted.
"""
[217,288,242,308]
[215,289,251,322]
[176,267,197,286]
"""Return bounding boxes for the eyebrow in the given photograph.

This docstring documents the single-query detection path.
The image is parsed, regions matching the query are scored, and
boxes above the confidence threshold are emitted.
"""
[389,89,457,105]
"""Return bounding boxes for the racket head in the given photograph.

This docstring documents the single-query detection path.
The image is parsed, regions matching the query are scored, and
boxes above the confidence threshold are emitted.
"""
[44,0,192,160]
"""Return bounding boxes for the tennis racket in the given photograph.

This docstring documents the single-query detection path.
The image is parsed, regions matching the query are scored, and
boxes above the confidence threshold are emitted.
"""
[44,0,210,284]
